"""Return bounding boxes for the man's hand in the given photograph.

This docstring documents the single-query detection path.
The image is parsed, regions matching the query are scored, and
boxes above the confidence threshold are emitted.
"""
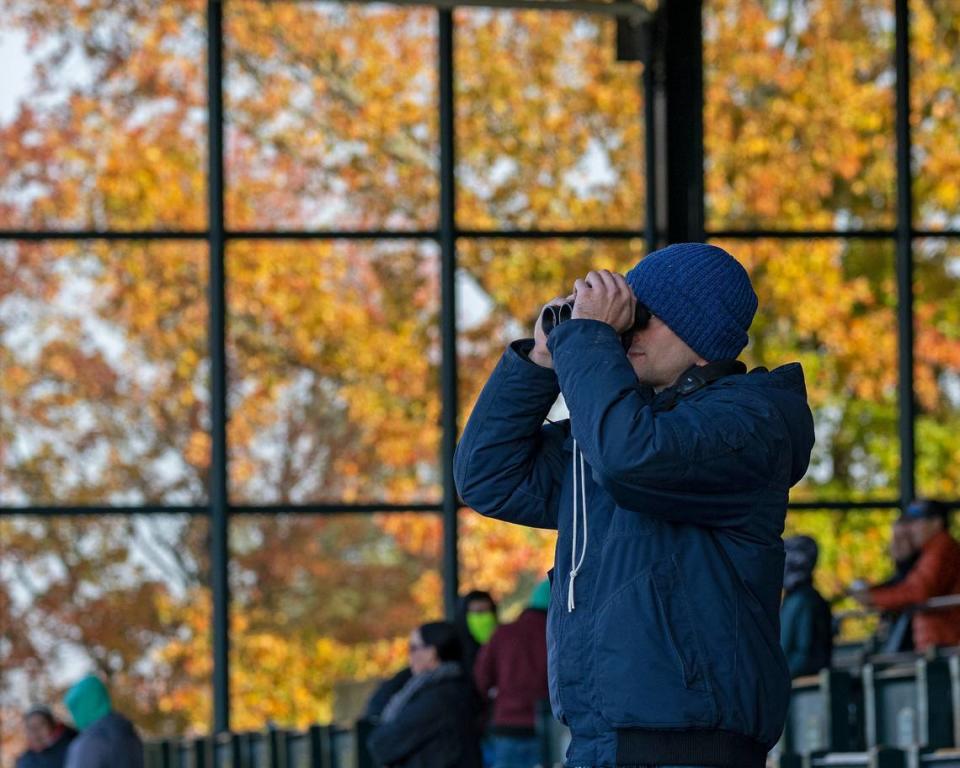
[571,270,636,334]
[530,294,575,369]
[849,580,875,608]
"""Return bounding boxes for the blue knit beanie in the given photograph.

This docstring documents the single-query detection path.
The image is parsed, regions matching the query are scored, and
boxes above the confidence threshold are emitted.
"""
[624,243,757,361]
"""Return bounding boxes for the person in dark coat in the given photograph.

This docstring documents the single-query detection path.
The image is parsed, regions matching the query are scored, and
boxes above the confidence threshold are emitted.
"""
[780,535,833,677]
[455,244,816,767]
[365,589,497,720]
[367,621,482,768]
[63,676,143,768]
[474,580,549,768]
[16,706,76,768]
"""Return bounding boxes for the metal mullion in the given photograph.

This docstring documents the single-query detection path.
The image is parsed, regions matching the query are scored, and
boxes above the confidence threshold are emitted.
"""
[787,500,903,511]
[0,505,208,517]
[207,0,230,735]
[705,229,898,240]
[232,503,443,515]
[330,0,653,18]
[914,230,960,238]
[895,0,915,506]
[439,7,460,622]
[0,231,208,241]
[456,229,646,240]
[226,229,438,240]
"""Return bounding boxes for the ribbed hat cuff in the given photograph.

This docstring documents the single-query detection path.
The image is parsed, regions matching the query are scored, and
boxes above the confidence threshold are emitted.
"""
[636,280,748,361]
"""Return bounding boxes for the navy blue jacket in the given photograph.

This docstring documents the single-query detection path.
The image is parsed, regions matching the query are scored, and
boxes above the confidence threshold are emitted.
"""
[454,320,815,767]
[64,713,143,768]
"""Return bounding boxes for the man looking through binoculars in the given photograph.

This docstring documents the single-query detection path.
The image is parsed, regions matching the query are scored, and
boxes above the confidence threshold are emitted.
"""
[455,243,815,768]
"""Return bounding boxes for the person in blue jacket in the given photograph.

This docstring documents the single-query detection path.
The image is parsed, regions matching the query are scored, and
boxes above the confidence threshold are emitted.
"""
[455,243,815,768]
[63,676,143,768]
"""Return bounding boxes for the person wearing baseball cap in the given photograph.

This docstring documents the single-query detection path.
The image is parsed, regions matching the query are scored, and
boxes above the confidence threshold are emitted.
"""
[455,243,815,767]
[854,499,960,651]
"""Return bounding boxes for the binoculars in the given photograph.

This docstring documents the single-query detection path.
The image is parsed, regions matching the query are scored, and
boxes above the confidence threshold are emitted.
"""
[541,300,652,348]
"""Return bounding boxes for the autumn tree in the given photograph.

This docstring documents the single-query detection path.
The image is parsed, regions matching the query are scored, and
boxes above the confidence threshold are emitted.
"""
[1,0,959,759]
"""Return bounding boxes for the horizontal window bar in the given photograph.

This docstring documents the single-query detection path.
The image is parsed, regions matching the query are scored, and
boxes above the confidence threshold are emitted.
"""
[0,503,443,516]
[457,229,646,239]
[786,500,906,511]
[228,229,439,240]
[0,230,208,241]
[232,503,442,515]
[706,229,898,240]
[316,0,654,18]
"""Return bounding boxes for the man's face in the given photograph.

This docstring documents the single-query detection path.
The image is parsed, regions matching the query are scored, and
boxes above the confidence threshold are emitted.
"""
[624,315,706,390]
[890,523,916,563]
[25,713,53,752]
[908,517,943,549]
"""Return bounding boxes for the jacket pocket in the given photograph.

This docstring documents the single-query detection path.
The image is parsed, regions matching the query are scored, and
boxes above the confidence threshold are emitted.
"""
[594,556,718,728]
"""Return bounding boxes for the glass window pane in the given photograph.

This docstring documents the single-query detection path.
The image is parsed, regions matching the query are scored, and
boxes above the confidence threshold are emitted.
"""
[455,11,644,230]
[228,240,440,505]
[456,238,646,425]
[0,4,206,230]
[914,238,960,497]
[229,513,440,729]
[225,2,438,231]
[711,239,898,501]
[704,0,896,231]
[785,509,898,640]
[460,509,555,615]
[912,3,960,230]
[0,514,210,759]
[0,241,209,506]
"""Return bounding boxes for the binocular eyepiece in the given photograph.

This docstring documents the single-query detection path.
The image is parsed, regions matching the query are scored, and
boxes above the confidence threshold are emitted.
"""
[541,301,652,349]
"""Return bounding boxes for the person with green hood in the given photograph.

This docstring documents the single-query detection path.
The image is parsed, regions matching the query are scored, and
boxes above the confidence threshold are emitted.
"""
[63,675,143,768]
[473,580,550,768]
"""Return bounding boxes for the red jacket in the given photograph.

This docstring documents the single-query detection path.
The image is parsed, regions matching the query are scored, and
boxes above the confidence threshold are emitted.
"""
[870,530,960,651]
[473,608,548,732]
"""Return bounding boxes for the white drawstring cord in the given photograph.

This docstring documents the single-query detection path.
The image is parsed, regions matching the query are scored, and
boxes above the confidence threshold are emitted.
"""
[568,440,588,612]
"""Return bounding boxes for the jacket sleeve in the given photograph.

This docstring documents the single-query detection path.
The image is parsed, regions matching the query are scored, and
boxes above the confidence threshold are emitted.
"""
[365,668,412,719]
[366,693,452,765]
[473,635,497,698]
[454,340,565,530]
[548,320,781,526]
[870,536,954,610]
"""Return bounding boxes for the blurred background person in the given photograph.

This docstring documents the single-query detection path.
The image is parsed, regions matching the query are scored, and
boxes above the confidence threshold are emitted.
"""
[853,499,960,652]
[367,621,481,768]
[867,516,921,654]
[63,675,143,768]
[457,590,499,681]
[474,579,549,768]
[781,535,833,677]
[365,588,498,722]
[16,706,76,768]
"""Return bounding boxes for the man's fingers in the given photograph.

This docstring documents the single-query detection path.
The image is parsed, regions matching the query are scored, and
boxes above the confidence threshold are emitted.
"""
[593,270,619,294]
[612,272,632,295]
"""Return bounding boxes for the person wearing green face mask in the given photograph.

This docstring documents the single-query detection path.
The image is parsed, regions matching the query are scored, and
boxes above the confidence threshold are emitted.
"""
[457,591,499,768]
[456,590,499,679]
[467,610,498,645]
[63,676,143,768]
